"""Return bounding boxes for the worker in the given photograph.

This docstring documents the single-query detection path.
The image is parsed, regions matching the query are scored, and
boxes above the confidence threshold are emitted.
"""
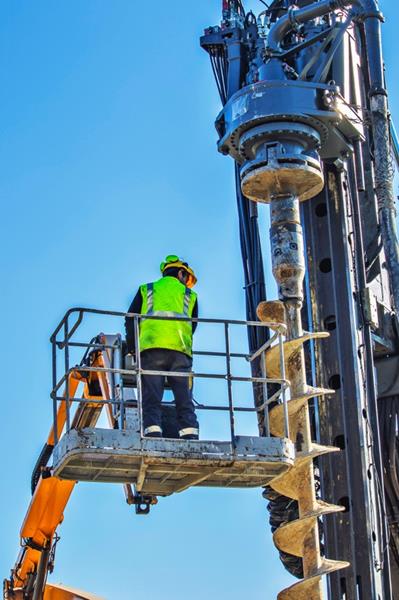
[125,255,199,440]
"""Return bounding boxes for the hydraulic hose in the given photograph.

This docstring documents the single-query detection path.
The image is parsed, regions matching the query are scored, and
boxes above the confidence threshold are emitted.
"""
[267,0,356,52]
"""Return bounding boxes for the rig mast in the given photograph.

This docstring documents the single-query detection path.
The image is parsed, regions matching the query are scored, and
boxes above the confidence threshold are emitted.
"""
[201,1,399,598]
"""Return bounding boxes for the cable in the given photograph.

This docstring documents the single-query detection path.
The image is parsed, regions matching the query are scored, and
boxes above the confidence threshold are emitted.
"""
[235,162,268,353]
[209,48,228,105]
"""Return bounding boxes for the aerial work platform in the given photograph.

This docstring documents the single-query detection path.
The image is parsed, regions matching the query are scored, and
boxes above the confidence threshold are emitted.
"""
[53,425,294,495]
[50,308,294,499]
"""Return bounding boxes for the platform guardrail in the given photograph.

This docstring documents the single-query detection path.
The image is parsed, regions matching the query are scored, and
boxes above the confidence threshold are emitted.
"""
[50,307,290,446]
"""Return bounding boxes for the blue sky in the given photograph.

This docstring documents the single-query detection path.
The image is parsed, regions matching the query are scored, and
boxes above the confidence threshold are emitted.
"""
[1,2,398,599]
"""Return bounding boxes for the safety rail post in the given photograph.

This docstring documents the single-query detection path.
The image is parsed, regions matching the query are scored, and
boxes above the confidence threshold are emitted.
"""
[278,331,290,439]
[52,338,58,445]
[116,335,125,430]
[260,350,270,436]
[64,318,71,433]
[224,322,236,448]
[134,316,144,438]
[109,337,117,423]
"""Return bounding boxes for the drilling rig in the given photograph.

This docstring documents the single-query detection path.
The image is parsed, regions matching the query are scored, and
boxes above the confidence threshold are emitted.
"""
[201,1,399,599]
[4,2,399,600]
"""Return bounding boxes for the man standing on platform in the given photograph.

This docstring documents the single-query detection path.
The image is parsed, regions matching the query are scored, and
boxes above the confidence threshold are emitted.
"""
[125,255,199,440]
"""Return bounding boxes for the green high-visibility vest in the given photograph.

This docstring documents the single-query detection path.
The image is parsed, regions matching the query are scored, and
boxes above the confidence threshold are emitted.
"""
[139,276,197,356]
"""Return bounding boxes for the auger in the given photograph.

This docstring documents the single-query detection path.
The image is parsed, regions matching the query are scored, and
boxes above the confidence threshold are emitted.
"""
[258,198,347,600]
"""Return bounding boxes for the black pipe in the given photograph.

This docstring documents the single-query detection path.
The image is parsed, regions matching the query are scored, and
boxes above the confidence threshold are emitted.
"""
[360,0,385,95]
[359,0,399,320]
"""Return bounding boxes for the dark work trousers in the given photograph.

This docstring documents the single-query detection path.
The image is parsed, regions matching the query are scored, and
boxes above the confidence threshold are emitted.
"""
[140,348,199,435]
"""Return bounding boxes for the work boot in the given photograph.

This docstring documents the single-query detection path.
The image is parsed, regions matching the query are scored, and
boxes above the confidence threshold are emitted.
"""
[144,425,162,438]
[179,427,199,441]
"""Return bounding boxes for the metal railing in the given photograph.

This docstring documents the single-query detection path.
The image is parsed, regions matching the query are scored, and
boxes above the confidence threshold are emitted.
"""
[50,307,290,447]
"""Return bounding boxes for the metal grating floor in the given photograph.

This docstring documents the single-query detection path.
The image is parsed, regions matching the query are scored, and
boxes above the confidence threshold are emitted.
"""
[53,428,294,496]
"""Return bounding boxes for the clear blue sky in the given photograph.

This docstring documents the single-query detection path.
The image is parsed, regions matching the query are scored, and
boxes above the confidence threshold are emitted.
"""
[1,2,398,599]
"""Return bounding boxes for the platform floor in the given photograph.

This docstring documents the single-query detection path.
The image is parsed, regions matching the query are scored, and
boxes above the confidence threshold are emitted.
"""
[53,428,294,495]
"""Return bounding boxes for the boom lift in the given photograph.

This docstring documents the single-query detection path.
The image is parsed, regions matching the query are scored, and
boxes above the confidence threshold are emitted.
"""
[4,309,295,599]
[4,1,399,600]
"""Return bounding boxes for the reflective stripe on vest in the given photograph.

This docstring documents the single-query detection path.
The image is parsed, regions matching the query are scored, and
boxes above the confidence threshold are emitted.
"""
[147,282,154,312]
[145,283,192,319]
[139,277,197,356]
